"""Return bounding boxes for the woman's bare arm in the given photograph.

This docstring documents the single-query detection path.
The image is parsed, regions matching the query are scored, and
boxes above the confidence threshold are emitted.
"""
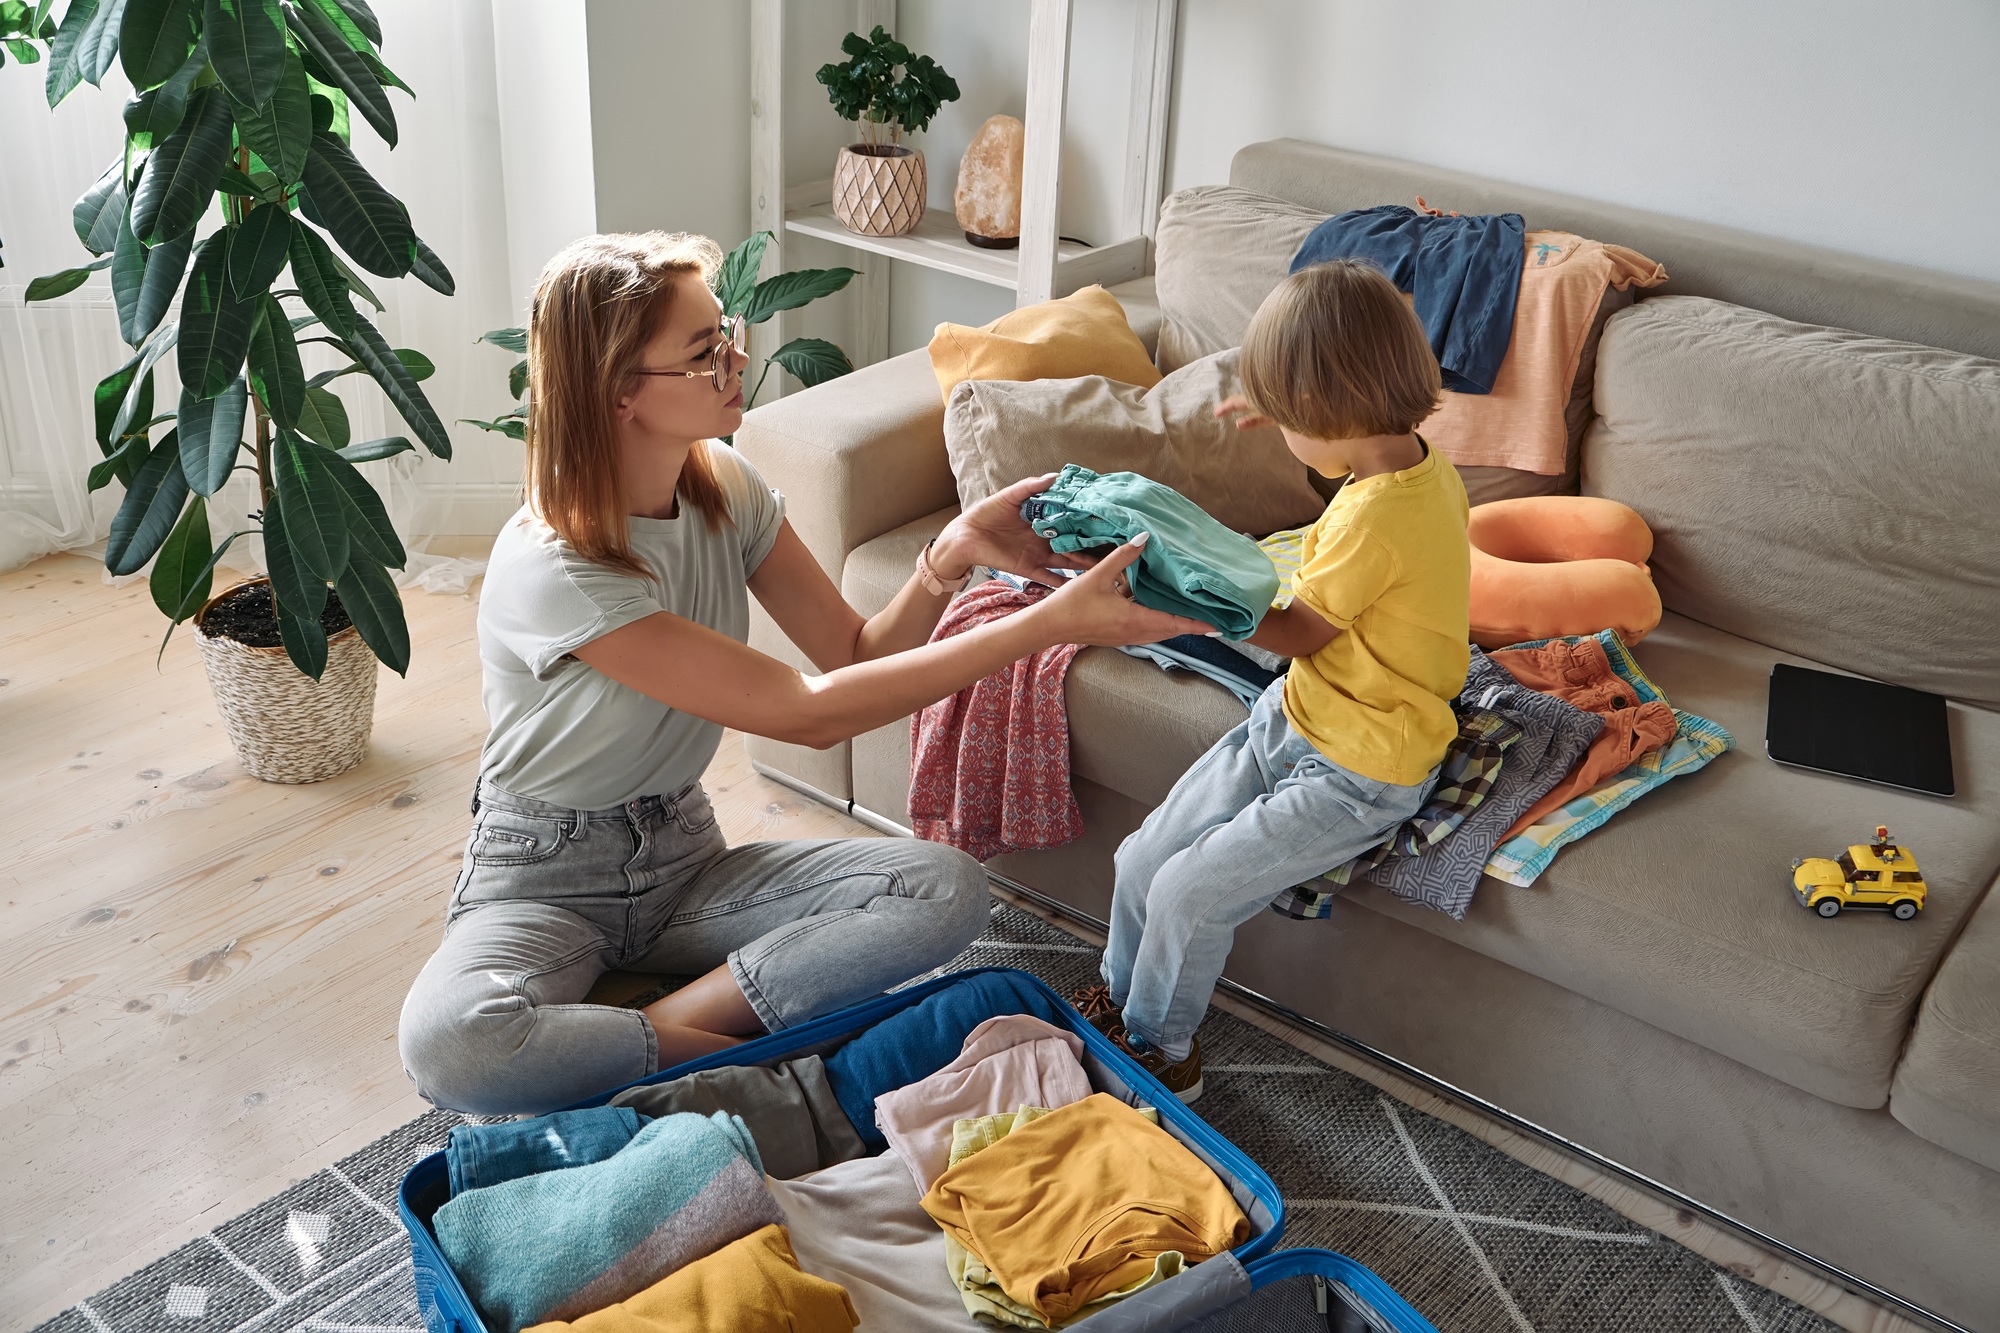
[574,537,1210,750]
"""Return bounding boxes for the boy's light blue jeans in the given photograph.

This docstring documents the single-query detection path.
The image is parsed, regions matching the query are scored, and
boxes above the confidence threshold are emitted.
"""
[1102,679,1436,1061]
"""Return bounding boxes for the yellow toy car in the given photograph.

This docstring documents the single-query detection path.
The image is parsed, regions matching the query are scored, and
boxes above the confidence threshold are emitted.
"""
[1791,827,1927,920]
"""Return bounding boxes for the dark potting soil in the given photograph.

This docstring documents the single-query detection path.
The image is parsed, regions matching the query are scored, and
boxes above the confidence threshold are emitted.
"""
[199,581,352,648]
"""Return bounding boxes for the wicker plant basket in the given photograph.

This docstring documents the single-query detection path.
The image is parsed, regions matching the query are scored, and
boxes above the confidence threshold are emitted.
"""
[194,578,378,784]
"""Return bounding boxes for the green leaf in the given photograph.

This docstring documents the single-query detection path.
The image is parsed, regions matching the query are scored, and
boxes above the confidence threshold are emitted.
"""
[105,429,190,575]
[25,255,110,300]
[476,326,525,353]
[323,0,375,44]
[119,0,193,88]
[307,83,344,136]
[334,553,406,673]
[285,221,356,338]
[226,204,292,299]
[121,32,203,144]
[767,336,854,390]
[261,484,328,623]
[299,130,410,276]
[715,231,770,317]
[177,374,247,494]
[460,415,525,441]
[71,157,126,254]
[203,0,284,108]
[94,353,151,454]
[334,435,409,462]
[44,0,96,105]
[88,430,151,491]
[507,357,527,400]
[149,492,211,618]
[247,293,306,427]
[130,225,193,343]
[275,603,328,679]
[327,246,382,308]
[129,83,233,244]
[178,231,256,398]
[409,234,452,295]
[393,347,432,381]
[74,0,127,86]
[272,426,347,579]
[360,48,408,97]
[294,383,348,448]
[347,311,449,458]
[284,0,393,146]
[227,44,311,186]
[300,0,363,48]
[112,321,178,438]
[321,445,401,566]
[743,266,858,325]
[110,200,147,342]
[216,166,263,197]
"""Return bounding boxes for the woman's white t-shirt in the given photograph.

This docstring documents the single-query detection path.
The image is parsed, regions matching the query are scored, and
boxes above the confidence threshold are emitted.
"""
[475,445,785,809]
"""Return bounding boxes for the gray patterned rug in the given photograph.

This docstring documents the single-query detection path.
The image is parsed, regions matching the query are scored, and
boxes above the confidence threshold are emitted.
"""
[31,902,1839,1333]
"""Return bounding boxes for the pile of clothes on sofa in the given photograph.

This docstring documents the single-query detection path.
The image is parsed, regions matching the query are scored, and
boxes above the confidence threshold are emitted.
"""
[430,974,1249,1333]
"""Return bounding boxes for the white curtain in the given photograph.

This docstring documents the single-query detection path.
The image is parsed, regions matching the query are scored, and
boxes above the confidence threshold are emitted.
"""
[0,0,584,592]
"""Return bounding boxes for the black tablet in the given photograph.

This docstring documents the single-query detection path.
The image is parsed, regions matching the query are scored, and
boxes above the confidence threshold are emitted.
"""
[1766,663,1954,797]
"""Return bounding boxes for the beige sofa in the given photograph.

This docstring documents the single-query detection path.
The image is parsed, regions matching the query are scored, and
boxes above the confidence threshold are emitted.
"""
[738,140,2000,1328]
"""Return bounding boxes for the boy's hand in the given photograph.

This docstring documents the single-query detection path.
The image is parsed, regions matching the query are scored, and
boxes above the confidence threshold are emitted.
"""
[1213,394,1274,431]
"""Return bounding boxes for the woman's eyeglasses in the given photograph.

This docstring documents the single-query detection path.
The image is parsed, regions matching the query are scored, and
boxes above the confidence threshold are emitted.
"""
[633,313,746,393]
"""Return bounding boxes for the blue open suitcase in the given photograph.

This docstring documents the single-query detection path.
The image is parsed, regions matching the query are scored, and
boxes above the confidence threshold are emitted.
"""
[398,967,1437,1333]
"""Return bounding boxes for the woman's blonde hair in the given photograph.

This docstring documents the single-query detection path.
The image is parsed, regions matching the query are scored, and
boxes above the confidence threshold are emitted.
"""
[525,231,731,580]
[1239,259,1442,440]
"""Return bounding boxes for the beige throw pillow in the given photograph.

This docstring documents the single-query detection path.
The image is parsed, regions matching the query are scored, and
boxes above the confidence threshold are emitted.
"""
[943,347,1328,537]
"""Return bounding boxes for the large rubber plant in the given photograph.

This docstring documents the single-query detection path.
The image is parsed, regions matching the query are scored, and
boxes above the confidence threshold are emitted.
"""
[25,0,451,682]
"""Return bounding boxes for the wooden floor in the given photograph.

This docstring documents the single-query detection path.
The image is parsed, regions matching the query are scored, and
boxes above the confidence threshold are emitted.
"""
[1,552,1916,1333]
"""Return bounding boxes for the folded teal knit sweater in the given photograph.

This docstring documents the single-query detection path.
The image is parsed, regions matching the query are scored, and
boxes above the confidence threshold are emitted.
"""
[433,1110,783,1333]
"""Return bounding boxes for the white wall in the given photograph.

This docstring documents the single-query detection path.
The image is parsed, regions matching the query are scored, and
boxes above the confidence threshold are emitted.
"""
[864,0,2000,354]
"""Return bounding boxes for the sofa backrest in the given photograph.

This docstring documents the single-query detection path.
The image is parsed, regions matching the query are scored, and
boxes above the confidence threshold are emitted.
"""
[1587,296,2000,707]
[1222,139,2000,362]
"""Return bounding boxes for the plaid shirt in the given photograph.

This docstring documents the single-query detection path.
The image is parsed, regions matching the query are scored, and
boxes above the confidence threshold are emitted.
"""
[1270,707,1523,921]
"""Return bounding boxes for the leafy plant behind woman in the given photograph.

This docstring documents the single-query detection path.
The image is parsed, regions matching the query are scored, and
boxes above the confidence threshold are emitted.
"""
[23,0,454,682]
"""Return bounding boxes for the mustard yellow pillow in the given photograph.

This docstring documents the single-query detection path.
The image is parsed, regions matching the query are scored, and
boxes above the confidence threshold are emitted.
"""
[929,285,1162,403]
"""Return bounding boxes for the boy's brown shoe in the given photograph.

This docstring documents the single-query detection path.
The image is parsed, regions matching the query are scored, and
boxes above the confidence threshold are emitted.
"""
[1114,1029,1204,1105]
[1069,983,1124,1037]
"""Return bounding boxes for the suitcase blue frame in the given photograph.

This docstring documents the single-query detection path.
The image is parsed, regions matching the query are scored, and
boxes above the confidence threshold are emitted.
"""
[394,968,1419,1333]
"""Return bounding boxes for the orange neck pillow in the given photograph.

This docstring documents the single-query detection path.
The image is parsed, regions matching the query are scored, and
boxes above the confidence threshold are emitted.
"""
[1468,496,1662,649]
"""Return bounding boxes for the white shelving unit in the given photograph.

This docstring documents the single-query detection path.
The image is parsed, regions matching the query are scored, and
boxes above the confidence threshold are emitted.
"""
[749,0,1177,377]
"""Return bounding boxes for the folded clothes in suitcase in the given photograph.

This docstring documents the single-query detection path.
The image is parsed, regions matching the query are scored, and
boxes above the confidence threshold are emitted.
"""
[1081,1248,1441,1332]
[395,968,1416,1332]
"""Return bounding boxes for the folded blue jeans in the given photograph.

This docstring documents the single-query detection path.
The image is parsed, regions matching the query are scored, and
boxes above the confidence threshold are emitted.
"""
[445,1106,648,1196]
[1021,464,1279,639]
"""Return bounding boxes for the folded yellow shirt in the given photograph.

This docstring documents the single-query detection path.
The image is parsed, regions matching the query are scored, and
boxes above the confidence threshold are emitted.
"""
[920,1093,1249,1326]
[944,1106,1173,1330]
[523,1224,856,1333]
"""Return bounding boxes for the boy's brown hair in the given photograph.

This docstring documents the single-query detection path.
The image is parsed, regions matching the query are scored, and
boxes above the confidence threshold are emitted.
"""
[1239,259,1442,439]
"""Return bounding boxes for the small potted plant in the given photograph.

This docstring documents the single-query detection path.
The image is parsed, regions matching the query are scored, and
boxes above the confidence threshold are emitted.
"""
[817,26,960,238]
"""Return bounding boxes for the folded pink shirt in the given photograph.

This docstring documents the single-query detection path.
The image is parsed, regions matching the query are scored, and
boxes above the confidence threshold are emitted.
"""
[873,1014,1093,1191]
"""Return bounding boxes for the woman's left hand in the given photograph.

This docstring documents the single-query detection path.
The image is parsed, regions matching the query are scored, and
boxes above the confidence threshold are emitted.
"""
[930,472,1094,588]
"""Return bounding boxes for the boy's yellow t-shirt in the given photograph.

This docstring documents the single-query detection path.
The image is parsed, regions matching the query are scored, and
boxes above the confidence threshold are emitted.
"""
[1282,442,1471,785]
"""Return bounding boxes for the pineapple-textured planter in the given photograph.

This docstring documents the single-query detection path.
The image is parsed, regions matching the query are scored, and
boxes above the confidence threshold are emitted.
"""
[833,144,928,237]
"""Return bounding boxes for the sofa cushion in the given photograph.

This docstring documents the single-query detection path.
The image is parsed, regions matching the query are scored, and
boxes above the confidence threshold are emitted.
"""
[944,348,1326,537]
[1892,880,2000,1172]
[928,284,1161,404]
[1585,295,2000,707]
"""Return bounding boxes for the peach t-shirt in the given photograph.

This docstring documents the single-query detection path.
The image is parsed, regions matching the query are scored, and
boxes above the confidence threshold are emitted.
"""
[1421,231,1666,475]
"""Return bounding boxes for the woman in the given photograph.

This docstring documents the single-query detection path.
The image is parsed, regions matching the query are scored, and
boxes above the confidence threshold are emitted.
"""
[398,232,1207,1115]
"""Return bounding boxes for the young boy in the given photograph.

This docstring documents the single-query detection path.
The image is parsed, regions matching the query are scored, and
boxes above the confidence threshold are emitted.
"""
[1075,259,1471,1100]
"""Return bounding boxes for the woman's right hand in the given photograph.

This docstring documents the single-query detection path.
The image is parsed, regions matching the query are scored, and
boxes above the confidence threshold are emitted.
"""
[1032,534,1217,647]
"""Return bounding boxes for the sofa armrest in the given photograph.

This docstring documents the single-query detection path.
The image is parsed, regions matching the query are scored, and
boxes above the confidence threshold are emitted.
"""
[734,347,956,583]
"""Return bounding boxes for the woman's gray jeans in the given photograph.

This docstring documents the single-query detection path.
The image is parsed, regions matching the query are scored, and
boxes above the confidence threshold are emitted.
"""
[398,778,990,1115]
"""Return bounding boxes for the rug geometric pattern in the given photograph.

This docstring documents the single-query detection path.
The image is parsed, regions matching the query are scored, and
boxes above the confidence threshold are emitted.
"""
[30,902,1842,1333]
